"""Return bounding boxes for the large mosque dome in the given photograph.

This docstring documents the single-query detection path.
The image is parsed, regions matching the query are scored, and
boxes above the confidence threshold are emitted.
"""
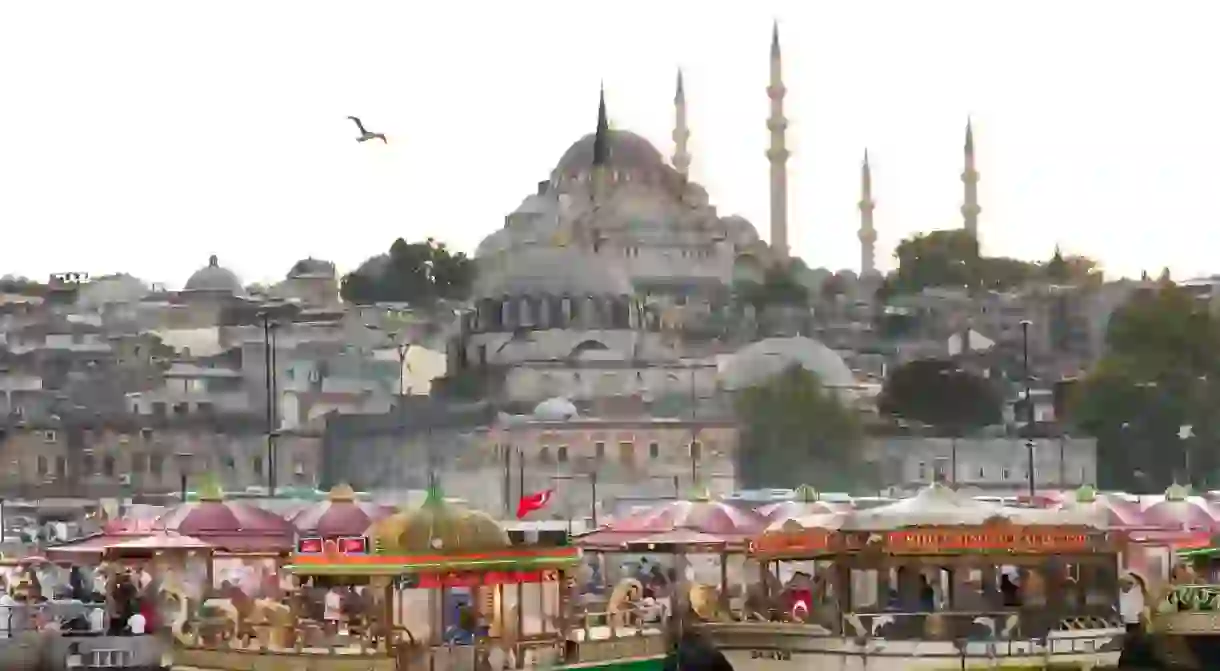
[551,130,672,183]
[184,255,244,296]
[475,245,632,298]
[720,336,856,390]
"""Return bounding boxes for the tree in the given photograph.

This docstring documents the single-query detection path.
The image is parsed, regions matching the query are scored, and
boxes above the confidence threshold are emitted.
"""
[340,237,474,305]
[877,358,1003,430]
[889,230,1101,296]
[733,365,865,489]
[892,230,980,293]
[1069,283,1220,490]
[732,264,810,311]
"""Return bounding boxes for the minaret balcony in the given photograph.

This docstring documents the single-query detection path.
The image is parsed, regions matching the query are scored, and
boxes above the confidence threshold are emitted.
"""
[960,169,978,182]
[767,85,787,98]
[858,200,875,212]
[766,118,788,132]
[766,148,790,162]
[858,230,877,243]
[960,204,981,217]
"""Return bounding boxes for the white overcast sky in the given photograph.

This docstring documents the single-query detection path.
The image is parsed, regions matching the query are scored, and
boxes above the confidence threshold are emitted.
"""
[1,1,1217,287]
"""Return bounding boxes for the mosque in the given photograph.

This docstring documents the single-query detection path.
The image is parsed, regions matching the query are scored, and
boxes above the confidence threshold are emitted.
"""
[444,23,988,412]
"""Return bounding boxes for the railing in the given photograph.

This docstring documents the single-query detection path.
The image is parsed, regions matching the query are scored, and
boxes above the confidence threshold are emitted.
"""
[1150,584,1220,635]
[174,605,669,670]
[0,602,109,638]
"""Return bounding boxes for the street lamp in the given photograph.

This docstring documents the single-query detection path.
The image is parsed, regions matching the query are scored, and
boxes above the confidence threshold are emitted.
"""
[258,311,279,496]
[1019,319,1035,497]
[365,325,412,396]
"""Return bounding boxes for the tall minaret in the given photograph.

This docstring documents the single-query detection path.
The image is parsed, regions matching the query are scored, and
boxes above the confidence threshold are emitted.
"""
[767,21,790,261]
[858,150,877,276]
[672,69,691,178]
[961,118,980,239]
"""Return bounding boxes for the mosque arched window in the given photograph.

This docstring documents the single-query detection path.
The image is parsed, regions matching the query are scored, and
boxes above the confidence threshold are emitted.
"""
[560,295,573,327]
[519,297,534,328]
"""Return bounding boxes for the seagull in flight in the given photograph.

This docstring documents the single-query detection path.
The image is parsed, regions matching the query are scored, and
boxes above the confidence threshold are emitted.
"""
[347,116,387,144]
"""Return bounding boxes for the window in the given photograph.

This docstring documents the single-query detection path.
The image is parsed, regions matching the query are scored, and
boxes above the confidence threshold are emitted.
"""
[649,442,660,459]
[152,402,167,418]
[81,454,95,476]
[690,441,702,460]
[197,402,215,416]
[917,461,926,481]
[253,456,264,476]
[1079,466,1086,484]
[1002,468,1011,480]
[977,467,986,480]
[149,454,163,477]
[140,428,154,442]
[43,430,56,443]
[557,446,568,463]
[102,455,116,477]
[132,453,148,474]
[173,403,189,417]
[619,441,635,466]
[36,456,47,476]
[56,457,66,477]
[933,457,948,482]
[539,446,552,464]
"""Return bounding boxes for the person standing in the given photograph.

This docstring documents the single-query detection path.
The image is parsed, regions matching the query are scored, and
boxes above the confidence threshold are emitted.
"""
[1120,576,1146,634]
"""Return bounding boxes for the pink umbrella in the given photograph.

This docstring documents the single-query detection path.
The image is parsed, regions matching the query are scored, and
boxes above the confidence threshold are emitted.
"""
[1059,487,1146,528]
[290,484,395,537]
[156,489,294,551]
[577,496,765,549]
[1142,484,1218,531]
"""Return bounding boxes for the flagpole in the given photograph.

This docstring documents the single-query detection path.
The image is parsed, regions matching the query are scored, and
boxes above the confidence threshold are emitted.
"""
[517,447,525,514]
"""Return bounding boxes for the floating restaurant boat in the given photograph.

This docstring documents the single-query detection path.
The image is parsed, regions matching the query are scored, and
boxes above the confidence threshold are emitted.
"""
[697,484,1127,670]
[168,487,667,671]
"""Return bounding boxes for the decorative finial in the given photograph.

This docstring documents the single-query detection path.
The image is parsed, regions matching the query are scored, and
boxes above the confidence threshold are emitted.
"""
[327,483,357,503]
[197,474,224,502]
[424,482,444,507]
[690,487,712,502]
[675,69,685,102]
[771,20,781,58]
[793,484,819,503]
[965,117,974,154]
[207,254,219,268]
[1074,484,1097,503]
[1166,483,1190,501]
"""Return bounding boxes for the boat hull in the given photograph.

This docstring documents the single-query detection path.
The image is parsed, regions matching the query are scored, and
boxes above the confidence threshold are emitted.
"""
[701,622,1124,671]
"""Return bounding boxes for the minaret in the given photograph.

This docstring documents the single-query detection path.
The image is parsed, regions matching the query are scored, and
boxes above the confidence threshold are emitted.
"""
[588,84,610,251]
[672,69,691,178]
[858,150,877,276]
[766,21,790,261]
[961,118,980,239]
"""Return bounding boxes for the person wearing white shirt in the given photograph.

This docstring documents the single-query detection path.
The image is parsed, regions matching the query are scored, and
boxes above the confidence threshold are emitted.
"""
[88,607,105,633]
[0,592,16,638]
[1119,577,1145,633]
[323,587,344,634]
[127,611,146,635]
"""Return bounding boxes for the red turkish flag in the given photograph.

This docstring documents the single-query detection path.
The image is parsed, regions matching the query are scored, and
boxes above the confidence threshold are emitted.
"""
[516,490,554,519]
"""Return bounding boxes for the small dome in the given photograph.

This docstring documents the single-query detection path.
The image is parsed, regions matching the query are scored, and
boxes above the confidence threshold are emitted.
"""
[288,258,336,279]
[533,397,578,421]
[184,255,244,296]
[476,245,631,298]
[551,130,669,183]
[720,336,855,390]
[369,487,509,554]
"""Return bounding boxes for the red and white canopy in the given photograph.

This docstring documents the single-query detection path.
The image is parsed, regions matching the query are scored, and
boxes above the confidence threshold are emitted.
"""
[290,484,395,537]
[576,496,766,550]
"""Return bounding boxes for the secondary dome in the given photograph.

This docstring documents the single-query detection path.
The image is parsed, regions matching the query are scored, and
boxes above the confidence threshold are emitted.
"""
[184,255,244,296]
[476,245,631,298]
[369,487,509,554]
[288,258,336,279]
[720,336,855,390]
[551,130,668,182]
[533,397,578,421]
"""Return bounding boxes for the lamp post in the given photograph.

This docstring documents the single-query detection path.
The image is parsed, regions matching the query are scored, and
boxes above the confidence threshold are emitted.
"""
[1020,319,1035,497]
[258,311,279,496]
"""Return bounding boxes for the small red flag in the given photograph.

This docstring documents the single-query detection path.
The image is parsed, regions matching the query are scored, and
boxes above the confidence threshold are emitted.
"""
[516,490,554,519]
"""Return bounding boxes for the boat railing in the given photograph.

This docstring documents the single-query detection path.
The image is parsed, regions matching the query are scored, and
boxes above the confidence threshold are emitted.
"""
[0,602,108,637]
[1149,583,1220,635]
[840,610,1121,642]
[173,604,668,670]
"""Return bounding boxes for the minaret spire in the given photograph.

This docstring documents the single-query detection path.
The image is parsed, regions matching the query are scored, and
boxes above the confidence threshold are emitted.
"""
[961,117,980,239]
[767,20,790,262]
[672,69,691,178]
[858,150,877,277]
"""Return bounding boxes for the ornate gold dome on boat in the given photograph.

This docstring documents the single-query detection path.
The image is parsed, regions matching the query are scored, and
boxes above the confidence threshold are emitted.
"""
[370,486,509,554]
